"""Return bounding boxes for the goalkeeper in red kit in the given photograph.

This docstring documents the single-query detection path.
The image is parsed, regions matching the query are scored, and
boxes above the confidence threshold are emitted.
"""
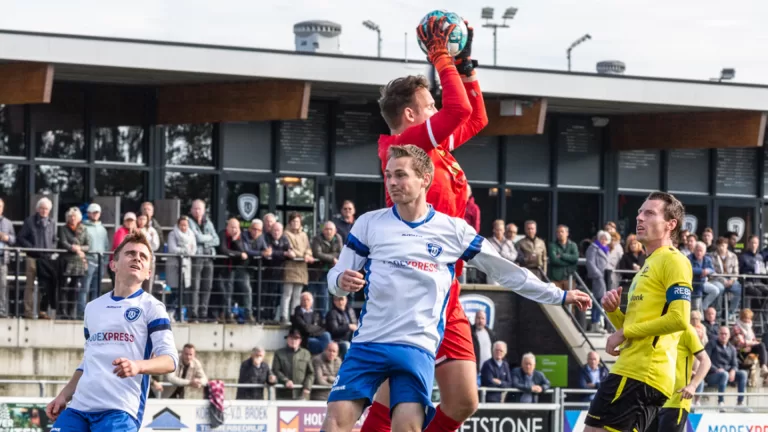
[365,16,489,432]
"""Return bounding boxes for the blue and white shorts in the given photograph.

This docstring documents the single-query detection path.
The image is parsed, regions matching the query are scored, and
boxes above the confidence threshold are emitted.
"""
[52,408,139,432]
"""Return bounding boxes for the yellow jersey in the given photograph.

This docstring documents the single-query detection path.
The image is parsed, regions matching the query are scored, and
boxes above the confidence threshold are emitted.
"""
[663,325,705,411]
[608,246,693,398]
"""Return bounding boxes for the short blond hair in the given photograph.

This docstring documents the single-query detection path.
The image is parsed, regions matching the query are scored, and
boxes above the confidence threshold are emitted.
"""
[387,145,435,188]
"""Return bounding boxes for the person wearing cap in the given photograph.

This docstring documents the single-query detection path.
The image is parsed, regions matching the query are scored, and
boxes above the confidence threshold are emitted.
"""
[81,203,109,316]
[272,329,314,400]
[109,213,137,285]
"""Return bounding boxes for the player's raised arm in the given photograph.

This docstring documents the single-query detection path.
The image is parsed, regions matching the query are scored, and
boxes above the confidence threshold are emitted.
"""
[449,20,489,151]
[457,220,591,309]
[327,214,370,297]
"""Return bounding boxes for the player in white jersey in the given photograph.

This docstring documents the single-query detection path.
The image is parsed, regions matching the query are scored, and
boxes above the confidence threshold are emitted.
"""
[321,145,591,432]
[46,231,178,432]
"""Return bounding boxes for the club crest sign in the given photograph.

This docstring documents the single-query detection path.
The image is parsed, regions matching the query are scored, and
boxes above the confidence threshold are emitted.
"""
[727,217,746,242]
[683,214,698,235]
[237,194,259,221]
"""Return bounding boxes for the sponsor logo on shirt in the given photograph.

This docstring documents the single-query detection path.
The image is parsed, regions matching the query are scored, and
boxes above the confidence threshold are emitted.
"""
[630,294,644,302]
[386,260,438,272]
[124,307,142,322]
[401,233,421,237]
[106,305,122,309]
[87,332,136,343]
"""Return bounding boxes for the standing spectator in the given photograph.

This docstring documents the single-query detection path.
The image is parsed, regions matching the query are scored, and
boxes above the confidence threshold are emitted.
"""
[141,201,164,248]
[548,224,579,291]
[81,203,108,316]
[283,213,314,323]
[606,232,624,290]
[0,199,16,318]
[237,347,276,400]
[311,342,341,401]
[517,220,547,280]
[586,231,610,333]
[727,231,739,253]
[291,292,332,355]
[188,199,220,322]
[58,207,90,319]
[488,220,517,263]
[325,295,357,358]
[705,326,749,411]
[242,219,264,258]
[511,353,551,403]
[310,221,343,314]
[163,344,209,399]
[603,221,617,235]
[617,237,646,287]
[166,216,196,321]
[109,212,136,285]
[732,309,768,379]
[690,241,722,312]
[703,307,721,343]
[480,341,513,403]
[680,234,697,257]
[505,223,519,243]
[19,197,57,319]
[471,310,497,372]
[273,329,314,400]
[578,351,608,402]
[137,213,160,292]
[738,235,768,310]
[263,214,276,236]
[702,227,716,253]
[710,236,742,319]
[463,185,480,233]
[332,201,355,244]
[218,218,254,324]
[258,222,291,323]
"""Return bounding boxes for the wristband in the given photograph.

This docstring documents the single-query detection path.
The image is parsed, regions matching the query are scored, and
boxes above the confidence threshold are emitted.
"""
[561,290,567,306]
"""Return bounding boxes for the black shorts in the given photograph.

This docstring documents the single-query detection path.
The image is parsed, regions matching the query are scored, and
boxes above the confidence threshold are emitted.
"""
[584,374,668,432]
[649,408,688,432]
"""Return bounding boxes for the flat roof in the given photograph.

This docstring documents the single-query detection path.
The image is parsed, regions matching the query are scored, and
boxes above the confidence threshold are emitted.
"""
[3,29,768,114]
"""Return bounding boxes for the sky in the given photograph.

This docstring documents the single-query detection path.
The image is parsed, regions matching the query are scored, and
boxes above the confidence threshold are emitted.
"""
[1,0,767,84]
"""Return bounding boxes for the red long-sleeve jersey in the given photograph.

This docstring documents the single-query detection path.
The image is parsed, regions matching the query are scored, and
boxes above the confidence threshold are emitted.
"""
[378,65,488,220]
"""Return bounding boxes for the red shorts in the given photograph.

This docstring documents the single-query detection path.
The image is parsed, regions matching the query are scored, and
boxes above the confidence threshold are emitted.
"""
[435,279,475,365]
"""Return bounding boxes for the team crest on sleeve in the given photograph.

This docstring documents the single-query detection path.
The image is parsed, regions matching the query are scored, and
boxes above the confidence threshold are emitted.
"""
[124,307,142,322]
[427,242,443,258]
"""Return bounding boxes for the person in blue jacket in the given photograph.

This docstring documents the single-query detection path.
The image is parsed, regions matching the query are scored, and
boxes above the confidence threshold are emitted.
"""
[689,241,721,312]
[510,353,551,403]
[480,341,512,402]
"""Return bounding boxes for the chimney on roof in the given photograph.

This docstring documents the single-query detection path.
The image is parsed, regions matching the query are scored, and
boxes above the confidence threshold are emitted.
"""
[596,60,626,75]
[293,20,342,53]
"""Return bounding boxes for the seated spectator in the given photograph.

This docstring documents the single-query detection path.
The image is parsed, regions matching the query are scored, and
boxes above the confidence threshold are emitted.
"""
[680,233,697,257]
[578,351,608,401]
[273,329,314,400]
[547,224,578,291]
[703,307,720,343]
[702,227,716,253]
[480,341,512,403]
[511,352,551,403]
[710,237,742,320]
[166,216,196,321]
[237,347,276,400]
[690,241,722,312]
[58,207,90,320]
[325,295,357,358]
[311,342,341,401]
[218,218,254,324]
[586,231,610,334]
[282,213,314,324]
[471,310,497,373]
[732,309,768,380]
[310,221,343,314]
[691,310,708,346]
[738,235,768,310]
[705,326,749,411]
[163,344,208,399]
[291,292,332,355]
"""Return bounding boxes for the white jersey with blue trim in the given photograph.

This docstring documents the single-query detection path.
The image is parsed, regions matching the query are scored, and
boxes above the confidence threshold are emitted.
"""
[327,205,565,355]
[69,289,178,422]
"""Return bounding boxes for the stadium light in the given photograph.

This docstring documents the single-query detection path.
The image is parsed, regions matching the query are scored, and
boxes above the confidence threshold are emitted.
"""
[566,33,591,72]
[481,6,518,66]
[711,68,735,82]
[362,20,382,58]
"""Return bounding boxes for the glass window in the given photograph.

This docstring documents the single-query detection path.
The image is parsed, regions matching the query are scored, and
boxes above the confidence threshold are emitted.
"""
[30,85,86,160]
[504,189,551,243]
[284,178,315,207]
[164,124,213,166]
[94,126,145,164]
[164,172,215,216]
[0,164,28,221]
[470,186,499,237]
[94,169,146,214]
[35,165,86,221]
[617,194,646,239]
[557,192,601,252]
[718,205,755,252]
[0,105,25,157]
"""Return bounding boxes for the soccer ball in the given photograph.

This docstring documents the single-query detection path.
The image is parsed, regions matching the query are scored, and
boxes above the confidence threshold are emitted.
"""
[417,10,468,57]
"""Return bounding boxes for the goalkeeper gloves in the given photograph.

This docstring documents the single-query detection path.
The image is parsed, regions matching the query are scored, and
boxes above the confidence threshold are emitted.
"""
[454,21,477,77]
[416,16,457,72]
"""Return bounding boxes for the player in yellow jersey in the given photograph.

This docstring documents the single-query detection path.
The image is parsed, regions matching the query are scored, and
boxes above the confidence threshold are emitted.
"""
[584,192,693,432]
[651,324,710,432]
